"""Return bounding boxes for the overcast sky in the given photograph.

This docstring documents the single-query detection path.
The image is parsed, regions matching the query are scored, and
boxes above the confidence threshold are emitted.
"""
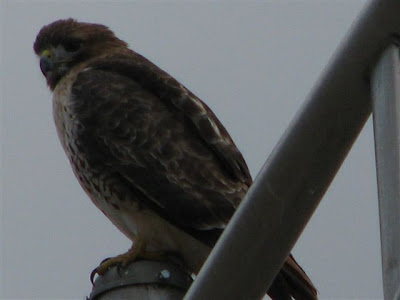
[1,1,385,299]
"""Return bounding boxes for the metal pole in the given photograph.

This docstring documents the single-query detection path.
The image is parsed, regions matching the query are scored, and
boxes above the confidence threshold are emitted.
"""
[89,260,192,300]
[185,1,400,299]
[372,45,400,300]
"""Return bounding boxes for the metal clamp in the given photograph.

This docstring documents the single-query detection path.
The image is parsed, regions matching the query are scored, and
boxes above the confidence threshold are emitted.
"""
[89,259,193,299]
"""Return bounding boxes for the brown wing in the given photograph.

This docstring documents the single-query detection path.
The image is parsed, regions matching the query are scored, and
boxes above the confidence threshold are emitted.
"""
[88,53,252,187]
[70,55,250,234]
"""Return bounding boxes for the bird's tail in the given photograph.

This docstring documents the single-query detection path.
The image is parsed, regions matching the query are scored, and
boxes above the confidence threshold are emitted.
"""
[267,254,317,300]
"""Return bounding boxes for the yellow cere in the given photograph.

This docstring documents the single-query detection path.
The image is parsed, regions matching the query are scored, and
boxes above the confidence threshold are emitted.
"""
[40,49,52,58]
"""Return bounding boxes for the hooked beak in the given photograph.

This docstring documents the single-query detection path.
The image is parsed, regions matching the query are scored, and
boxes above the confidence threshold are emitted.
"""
[39,49,55,77]
[37,47,74,90]
[40,55,54,77]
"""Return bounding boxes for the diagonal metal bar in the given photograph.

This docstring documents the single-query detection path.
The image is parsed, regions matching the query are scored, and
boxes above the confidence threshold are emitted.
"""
[185,1,400,299]
[372,44,400,300]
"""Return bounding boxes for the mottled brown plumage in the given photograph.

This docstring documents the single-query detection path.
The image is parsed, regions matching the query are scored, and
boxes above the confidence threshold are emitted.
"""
[34,19,317,299]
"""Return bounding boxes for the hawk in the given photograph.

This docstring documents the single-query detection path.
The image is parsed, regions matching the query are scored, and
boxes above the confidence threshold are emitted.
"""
[34,19,317,299]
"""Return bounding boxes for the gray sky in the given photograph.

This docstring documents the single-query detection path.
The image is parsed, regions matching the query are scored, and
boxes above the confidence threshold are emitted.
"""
[1,1,384,299]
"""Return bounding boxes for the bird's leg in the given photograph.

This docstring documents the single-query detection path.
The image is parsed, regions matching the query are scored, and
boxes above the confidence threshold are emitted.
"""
[90,236,166,283]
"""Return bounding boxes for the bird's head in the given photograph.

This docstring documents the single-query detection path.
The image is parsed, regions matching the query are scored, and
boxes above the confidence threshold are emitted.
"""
[34,18,128,90]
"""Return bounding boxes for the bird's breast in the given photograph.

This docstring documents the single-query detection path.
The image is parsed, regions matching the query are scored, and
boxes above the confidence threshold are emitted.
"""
[52,74,135,223]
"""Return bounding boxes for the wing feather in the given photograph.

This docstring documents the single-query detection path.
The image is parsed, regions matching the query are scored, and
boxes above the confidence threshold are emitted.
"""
[88,53,252,186]
[70,53,250,232]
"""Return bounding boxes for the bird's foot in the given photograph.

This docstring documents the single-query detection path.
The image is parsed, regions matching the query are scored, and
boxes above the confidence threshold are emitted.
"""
[90,239,166,284]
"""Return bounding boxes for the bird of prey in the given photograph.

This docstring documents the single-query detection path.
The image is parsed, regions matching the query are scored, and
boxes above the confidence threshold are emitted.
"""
[34,19,317,299]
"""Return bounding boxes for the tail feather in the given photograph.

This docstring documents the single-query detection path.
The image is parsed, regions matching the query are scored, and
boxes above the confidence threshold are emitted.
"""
[268,254,317,300]
[267,272,293,300]
[193,228,317,299]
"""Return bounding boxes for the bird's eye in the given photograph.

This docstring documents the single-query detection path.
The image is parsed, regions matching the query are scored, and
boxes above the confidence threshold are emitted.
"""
[63,39,82,52]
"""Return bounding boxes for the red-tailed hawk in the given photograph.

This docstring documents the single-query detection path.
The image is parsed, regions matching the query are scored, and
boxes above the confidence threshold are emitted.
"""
[34,19,317,299]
